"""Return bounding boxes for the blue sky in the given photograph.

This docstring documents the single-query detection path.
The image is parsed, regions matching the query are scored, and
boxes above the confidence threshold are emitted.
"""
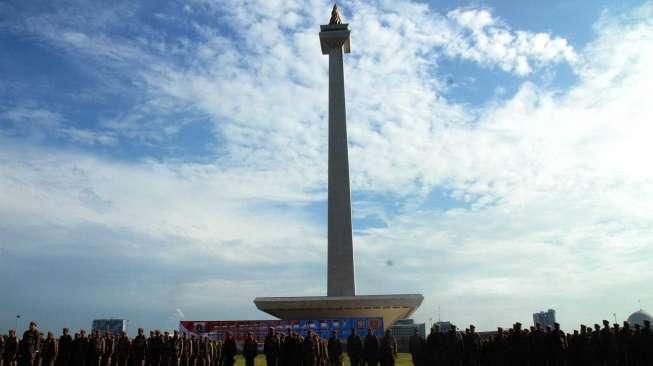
[1,0,653,333]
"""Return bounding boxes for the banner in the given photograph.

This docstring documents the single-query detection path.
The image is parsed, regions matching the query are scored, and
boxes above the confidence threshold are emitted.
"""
[179,318,383,342]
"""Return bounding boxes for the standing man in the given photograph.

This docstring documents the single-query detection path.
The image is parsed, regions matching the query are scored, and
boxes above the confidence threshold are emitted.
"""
[114,332,130,366]
[1,332,5,366]
[363,329,379,366]
[72,330,88,366]
[101,334,113,366]
[131,329,147,366]
[346,329,362,366]
[179,334,190,366]
[87,331,104,366]
[327,331,342,366]
[302,332,317,366]
[549,323,567,366]
[378,330,396,366]
[263,328,279,366]
[243,333,258,366]
[4,330,19,366]
[463,325,481,366]
[41,333,58,366]
[169,331,183,366]
[20,322,41,366]
[57,329,72,366]
[408,328,424,366]
[220,333,237,366]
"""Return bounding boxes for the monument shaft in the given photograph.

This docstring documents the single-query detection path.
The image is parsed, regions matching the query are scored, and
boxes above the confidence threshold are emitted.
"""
[320,24,355,297]
[327,46,354,297]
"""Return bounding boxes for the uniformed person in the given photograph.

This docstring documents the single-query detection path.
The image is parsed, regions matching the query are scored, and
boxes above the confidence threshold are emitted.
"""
[220,333,236,366]
[20,322,41,366]
[170,331,183,366]
[1,331,5,366]
[408,328,423,366]
[73,331,88,366]
[211,340,221,366]
[378,330,396,366]
[463,325,480,366]
[642,320,653,366]
[88,331,104,366]
[302,332,318,366]
[363,328,379,366]
[243,332,258,366]
[131,328,147,366]
[41,333,58,366]
[114,332,129,366]
[179,334,190,366]
[4,330,19,366]
[327,331,342,366]
[101,334,113,366]
[346,329,362,366]
[263,328,279,366]
[56,329,72,366]
[161,333,171,366]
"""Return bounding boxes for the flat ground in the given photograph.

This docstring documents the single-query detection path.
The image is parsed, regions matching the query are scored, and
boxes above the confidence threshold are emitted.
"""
[233,354,413,366]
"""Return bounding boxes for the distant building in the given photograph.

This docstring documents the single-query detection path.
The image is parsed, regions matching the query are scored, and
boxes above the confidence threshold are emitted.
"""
[92,319,128,334]
[389,319,425,352]
[533,309,556,328]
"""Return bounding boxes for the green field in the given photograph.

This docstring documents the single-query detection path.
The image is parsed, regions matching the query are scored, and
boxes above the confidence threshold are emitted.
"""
[232,354,413,366]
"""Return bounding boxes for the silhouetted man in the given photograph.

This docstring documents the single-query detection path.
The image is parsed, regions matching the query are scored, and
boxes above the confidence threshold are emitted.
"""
[179,334,191,366]
[101,334,113,366]
[41,333,57,366]
[408,329,423,366]
[378,330,396,366]
[56,329,72,366]
[327,331,342,366]
[114,332,129,366]
[221,333,237,366]
[0,333,5,366]
[302,332,317,366]
[4,330,19,366]
[263,328,279,366]
[21,322,41,366]
[242,332,257,366]
[131,329,147,366]
[346,329,363,366]
[363,329,379,366]
[88,331,104,366]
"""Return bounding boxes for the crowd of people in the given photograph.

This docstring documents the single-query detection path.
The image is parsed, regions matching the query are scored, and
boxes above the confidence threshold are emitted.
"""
[2,319,653,366]
[408,320,653,366]
[0,322,397,366]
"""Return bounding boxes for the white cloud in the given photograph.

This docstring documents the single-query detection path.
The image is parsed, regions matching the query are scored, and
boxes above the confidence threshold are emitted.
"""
[444,8,578,75]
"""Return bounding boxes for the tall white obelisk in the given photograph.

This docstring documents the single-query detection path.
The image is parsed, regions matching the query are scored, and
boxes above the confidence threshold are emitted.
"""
[319,5,355,297]
[254,6,423,329]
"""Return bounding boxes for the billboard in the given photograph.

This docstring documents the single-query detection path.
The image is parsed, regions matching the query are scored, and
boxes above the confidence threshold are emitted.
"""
[92,319,128,334]
[179,318,383,342]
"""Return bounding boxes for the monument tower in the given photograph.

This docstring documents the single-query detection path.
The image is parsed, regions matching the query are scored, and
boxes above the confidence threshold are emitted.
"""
[254,5,423,329]
[321,5,355,297]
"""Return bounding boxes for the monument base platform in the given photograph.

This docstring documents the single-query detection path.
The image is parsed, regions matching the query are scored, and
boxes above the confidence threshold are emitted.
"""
[254,294,423,329]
